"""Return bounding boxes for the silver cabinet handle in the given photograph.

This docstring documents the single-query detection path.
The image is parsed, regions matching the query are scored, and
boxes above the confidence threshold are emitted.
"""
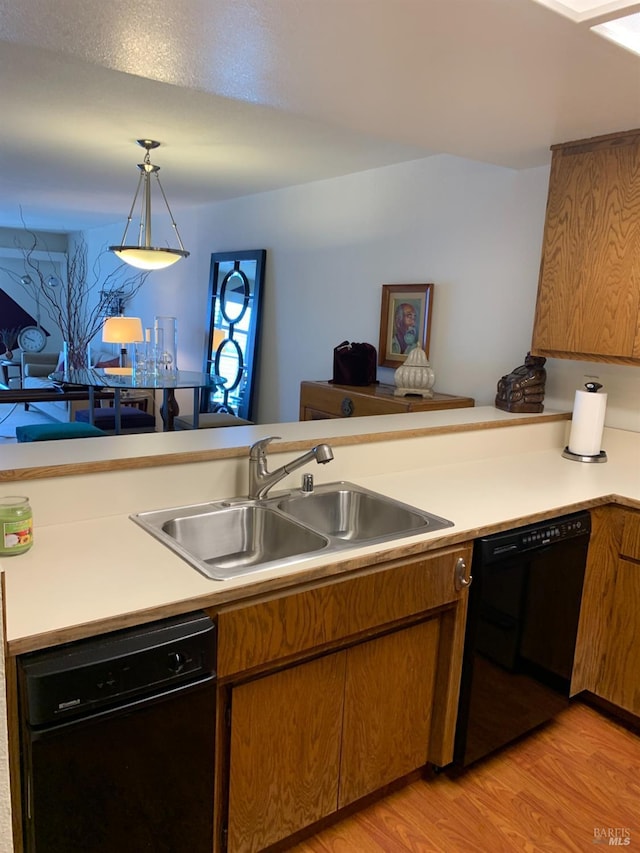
[454,556,472,591]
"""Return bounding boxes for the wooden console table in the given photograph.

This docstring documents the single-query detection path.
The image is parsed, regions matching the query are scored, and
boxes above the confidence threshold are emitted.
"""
[299,381,475,420]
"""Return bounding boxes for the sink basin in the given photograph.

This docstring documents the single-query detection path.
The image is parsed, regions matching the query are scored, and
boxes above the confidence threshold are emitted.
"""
[277,482,453,542]
[132,482,453,581]
[133,503,329,581]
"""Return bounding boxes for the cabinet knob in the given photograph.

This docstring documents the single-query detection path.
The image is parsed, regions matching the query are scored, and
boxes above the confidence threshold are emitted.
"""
[167,651,186,673]
[454,557,472,591]
[341,397,354,417]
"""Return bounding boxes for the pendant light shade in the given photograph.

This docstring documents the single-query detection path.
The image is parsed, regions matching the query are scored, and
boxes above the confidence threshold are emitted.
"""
[109,139,189,271]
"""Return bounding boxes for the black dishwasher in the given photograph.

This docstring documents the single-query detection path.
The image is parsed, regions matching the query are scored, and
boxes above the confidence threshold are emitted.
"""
[18,611,216,853]
[453,510,590,768]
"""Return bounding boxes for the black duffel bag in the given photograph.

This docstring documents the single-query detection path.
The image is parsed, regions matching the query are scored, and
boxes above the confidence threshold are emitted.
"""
[330,341,378,386]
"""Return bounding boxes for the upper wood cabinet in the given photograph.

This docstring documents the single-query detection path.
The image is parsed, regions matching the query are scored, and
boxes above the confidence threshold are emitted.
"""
[531,128,640,364]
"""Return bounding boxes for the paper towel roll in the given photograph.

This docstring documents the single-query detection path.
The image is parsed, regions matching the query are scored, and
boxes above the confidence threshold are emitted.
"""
[568,388,607,456]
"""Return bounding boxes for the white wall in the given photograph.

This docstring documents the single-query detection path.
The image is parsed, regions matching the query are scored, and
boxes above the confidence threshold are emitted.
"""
[0,252,66,357]
[83,154,640,430]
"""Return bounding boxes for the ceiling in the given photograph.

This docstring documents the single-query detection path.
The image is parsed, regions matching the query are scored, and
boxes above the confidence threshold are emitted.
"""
[1,0,639,232]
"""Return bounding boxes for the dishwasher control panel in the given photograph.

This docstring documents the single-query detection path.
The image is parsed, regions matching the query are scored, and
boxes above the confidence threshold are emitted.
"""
[19,611,216,727]
[476,510,591,564]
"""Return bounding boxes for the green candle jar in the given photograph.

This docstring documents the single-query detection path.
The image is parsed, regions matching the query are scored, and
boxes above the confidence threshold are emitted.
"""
[0,496,33,556]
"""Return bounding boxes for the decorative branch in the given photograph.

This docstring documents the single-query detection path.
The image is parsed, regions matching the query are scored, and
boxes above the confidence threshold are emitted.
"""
[1,225,150,368]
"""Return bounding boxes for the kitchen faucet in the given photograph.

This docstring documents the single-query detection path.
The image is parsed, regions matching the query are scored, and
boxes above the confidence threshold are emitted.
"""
[248,436,334,499]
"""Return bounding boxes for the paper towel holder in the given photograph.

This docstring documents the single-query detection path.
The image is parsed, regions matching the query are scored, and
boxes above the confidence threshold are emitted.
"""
[561,447,607,463]
[562,381,607,463]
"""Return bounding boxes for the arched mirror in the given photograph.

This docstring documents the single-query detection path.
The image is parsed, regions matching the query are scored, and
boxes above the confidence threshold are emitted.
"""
[202,250,266,421]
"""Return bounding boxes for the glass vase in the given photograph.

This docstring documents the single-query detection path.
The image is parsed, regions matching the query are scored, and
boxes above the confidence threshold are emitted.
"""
[154,316,178,379]
[63,340,89,371]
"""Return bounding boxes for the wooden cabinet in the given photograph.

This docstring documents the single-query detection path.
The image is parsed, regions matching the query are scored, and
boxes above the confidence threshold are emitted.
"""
[571,506,620,695]
[227,653,345,853]
[217,544,472,852]
[226,618,442,852]
[597,511,640,715]
[621,509,640,560]
[299,380,474,420]
[573,507,640,716]
[531,128,640,364]
[339,618,440,807]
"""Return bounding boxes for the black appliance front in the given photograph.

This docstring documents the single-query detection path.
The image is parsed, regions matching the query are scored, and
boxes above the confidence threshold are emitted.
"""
[454,511,590,768]
[18,611,216,853]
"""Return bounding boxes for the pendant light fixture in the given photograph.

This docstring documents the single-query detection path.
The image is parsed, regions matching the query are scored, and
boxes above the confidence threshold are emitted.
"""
[109,139,189,271]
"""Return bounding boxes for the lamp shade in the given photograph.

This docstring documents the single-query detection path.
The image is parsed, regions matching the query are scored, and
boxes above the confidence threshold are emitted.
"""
[102,316,144,344]
[111,247,186,271]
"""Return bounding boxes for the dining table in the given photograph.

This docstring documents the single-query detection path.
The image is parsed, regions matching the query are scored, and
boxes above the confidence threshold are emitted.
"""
[51,368,226,433]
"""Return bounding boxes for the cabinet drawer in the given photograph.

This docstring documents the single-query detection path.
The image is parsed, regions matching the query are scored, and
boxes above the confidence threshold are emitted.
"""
[216,544,471,677]
[299,381,475,420]
[300,383,407,418]
[620,511,640,561]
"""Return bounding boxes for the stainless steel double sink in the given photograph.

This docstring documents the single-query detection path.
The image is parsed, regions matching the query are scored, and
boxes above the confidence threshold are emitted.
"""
[131,481,453,581]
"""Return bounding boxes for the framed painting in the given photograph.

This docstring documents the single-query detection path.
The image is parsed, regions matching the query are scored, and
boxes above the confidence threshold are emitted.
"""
[378,283,434,367]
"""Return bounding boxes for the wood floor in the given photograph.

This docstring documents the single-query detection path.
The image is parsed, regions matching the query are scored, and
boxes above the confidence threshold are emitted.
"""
[289,701,640,852]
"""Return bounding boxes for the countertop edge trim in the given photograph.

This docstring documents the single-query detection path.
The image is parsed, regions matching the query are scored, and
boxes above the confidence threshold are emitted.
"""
[0,412,571,483]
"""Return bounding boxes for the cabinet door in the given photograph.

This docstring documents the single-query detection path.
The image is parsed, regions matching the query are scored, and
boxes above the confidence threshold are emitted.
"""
[227,652,345,853]
[598,557,640,715]
[620,510,640,561]
[571,506,622,695]
[532,132,640,361]
[339,618,440,808]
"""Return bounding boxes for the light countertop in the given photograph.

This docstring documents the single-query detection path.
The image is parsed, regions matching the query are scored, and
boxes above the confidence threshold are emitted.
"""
[2,409,639,655]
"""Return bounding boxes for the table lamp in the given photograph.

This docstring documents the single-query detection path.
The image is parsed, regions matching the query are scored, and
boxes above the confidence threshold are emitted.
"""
[102,316,144,368]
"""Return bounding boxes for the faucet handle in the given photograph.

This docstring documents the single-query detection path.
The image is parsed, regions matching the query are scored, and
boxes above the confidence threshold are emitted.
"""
[249,435,282,459]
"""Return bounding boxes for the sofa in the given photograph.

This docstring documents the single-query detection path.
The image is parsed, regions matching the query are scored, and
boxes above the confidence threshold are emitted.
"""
[21,350,123,423]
